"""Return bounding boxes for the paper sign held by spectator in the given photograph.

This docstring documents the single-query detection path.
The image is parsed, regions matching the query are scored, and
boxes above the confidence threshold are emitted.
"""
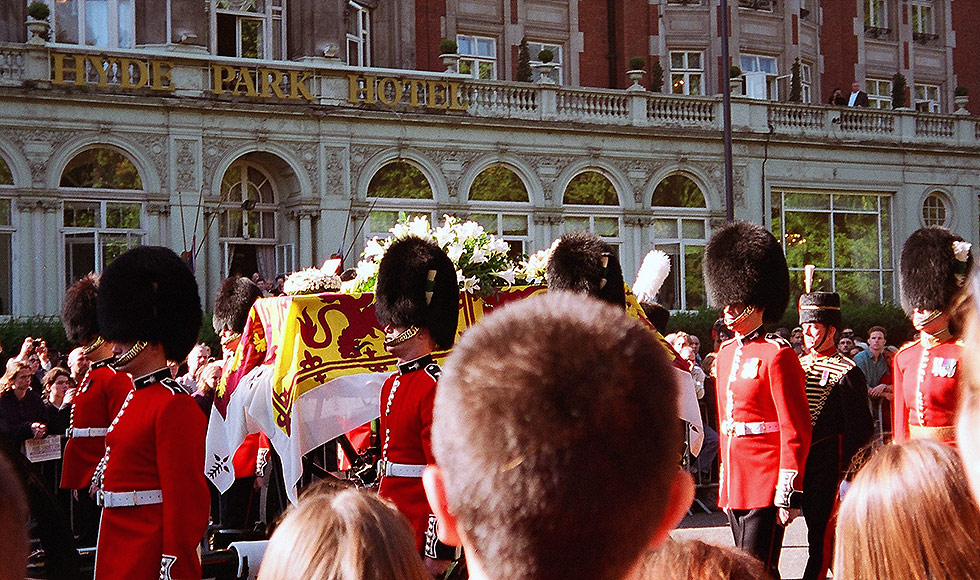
[23,436,62,463]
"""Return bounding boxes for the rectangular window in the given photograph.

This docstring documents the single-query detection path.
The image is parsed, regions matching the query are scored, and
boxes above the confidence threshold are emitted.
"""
[914,83,940,113]
[346,1,370,67]
[740,54,778,100]
[911,2,934,35]
[457,34,497,80]
[771,190,893,304]
[0,199,12,315]
[39,0,136,48]
[866,78,892,109]
[275,243,295,275]
[801,62,812,103]
[469,213,530,261]
[63,200,144,285]
[653,217,709,311]
[738,0,773,11]
[527,42,562,84]
[213,0,286,60]
[864,0,887,30]
[669,51,703,96]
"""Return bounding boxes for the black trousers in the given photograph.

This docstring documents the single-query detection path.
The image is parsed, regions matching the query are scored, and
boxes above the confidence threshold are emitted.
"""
[802,439,842,580]
[727,506,785,580]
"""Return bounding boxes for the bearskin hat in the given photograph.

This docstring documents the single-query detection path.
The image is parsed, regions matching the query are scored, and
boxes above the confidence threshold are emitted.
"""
[798,292,842,330]
[213,277,262,334]
[62,274,100,346]
[546,231,626,309]
[97,246,202,363]
[703,221,789,323]
[375,236,459,350]
[900,227,973,314]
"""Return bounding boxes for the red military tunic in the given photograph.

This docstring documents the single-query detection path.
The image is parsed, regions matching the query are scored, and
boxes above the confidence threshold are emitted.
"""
[378,354,438,551]
[715,328,812,510]
[892,335,960,444]
[94,370,210,580]
[61,360,134,490]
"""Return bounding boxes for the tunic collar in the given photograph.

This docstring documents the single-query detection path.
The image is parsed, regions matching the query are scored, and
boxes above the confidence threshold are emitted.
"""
[735,326,764,346]
[398,354,434,375]
[920,328,952,349]
[133,367,172,389]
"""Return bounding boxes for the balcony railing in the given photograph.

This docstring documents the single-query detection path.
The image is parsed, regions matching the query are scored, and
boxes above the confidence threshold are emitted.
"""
[1,42,979,149]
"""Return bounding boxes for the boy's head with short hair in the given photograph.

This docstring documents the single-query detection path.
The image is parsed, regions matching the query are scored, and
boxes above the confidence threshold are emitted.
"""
[424,292,694,580]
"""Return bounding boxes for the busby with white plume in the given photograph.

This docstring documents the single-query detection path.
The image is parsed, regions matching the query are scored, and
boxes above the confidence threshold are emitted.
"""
[798,264,842,329]
[633,250,671,304]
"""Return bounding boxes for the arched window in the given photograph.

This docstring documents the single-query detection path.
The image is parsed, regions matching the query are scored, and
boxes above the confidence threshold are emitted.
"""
[60,148,145,285]
[652,174,706,208]
[650,174,709,310]
[563,171,618,206]
[468,165,531,259]
[219,160,283,279]
[61,147,143,189]
[0,156,11,185]
[367,161,435,236]
[922,192,950,227]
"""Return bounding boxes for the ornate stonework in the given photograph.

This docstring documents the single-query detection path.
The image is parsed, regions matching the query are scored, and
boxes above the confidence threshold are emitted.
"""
[129,132,168,190]
[174,139,199,193]
[528,155,573,202]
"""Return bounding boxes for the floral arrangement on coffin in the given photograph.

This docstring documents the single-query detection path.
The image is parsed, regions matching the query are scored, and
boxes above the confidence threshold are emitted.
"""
[346,214,542,296]
[517,241,558,286]
[283,263,342,296]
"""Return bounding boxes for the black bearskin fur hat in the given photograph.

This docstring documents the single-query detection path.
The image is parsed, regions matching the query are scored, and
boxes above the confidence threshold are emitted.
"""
[704,221,789,323]
[97,246,203,363]
[798,291,842,330]
[546,231,627,309]
[213,277,262,334]
[900,226,973,314]
[62,273,100,346]
[375,236,460,350]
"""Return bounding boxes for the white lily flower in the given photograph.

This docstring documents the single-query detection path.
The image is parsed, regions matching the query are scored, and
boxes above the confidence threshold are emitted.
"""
[462,276,480,294]
[355,260,378,280]
[455,220,484,241]
[490,238,511,255]
[447,244,465,263]
[408,216,432,238]
[495,268,517,286]
[471,248,488,263]
[363,237,386,260]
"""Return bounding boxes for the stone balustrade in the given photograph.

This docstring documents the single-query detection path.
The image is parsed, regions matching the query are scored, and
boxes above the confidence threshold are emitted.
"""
[2,42,979,148]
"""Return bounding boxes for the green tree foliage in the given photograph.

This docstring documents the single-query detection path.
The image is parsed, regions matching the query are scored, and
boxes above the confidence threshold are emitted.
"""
[789,58,802,103]
[367,161,433,199]
[652,174,706,207]
[60,148,143,189]
[892,72,907,108]
[517,38,532,83]
[469,165,528,202]
[650,60,665,93]
[563,171,618,205]
[0,157,12,185]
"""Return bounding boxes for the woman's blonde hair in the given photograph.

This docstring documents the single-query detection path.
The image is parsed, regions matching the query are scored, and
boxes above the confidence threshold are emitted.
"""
[0,360,31,395]
[256,482,430,580]
[833,440,980,580]
[631,539,770,580]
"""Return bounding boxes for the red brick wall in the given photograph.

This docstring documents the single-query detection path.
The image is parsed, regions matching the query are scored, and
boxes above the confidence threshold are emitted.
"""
[819,0,859,102]
[416,0,447,72]
[578,0,611,87]
[952,0,980,113]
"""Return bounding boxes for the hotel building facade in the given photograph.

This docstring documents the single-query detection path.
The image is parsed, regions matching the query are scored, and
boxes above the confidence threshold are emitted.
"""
[0,0,978,316]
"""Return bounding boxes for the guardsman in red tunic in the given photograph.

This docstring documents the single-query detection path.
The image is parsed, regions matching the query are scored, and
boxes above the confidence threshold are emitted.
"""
[893,227,972,444]
[374,236,460,574]
[93,247,209,580]
[704,221,812,580]
[59,274,134,547]
[797,270,874,580]
[212,276,270,529]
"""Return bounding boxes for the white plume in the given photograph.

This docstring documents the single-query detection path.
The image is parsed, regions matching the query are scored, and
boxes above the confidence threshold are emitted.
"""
[633,250,671,303]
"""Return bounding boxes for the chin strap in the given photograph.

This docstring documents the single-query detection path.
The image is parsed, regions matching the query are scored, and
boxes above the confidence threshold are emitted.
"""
[913,309,943,331]
[82,336,105,357]
[112,341,147,368]
[385,326,420,348]
[220,332,242,347]
[728,304,756,329]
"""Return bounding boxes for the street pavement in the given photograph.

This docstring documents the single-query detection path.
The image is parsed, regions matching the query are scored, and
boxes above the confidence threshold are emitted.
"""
[670,500,811,580]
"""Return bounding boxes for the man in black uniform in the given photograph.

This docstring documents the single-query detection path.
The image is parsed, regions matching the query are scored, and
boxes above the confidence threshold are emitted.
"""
[797,270,874,580]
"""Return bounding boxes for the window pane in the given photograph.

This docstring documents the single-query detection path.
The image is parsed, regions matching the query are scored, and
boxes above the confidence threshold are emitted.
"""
[261,211,275,238]
[0,200,10,226]
[469,166,528,202]
[684,245,705,309]
[593,217,619,237]
[653,219,678,238]
[64,203,99,228]
[477,38,494,57]
[478,61,495,79]
[688,53,701,69]
[833,194,877,211]
[368,162,433,199]
[65,232,95,286]
[0,232,10,314]
[670,53,684,69]
[55,0,80,44]
[658,243,681,310]
[0,158,12,185]
[771,192,782,238]
[117,0,133,47]
[241,18,263,59]
[880,199,892,265]
[85,0,110,46]
[457,36,473,55]
[784,192,829,210]
[564,216,589,232]
[458,60,473,75]
[501,214,528,235]
[688,75,702,95]
[653,174,706,208]
[105,203,141,228]
[101,233,138,267]
[833,213,879,269]
[370,210,398,233]
[61,148,143,189]
[469,213,497,232]
[564,171,618,205]
[835,271,881,306]
[682,220,705,239]
[783,210,831,268]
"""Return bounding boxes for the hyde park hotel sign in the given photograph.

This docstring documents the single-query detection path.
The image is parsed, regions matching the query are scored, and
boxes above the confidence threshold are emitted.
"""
[48,53,470,111]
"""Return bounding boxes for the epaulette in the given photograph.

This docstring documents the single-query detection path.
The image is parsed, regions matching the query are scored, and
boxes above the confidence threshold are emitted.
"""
[764,333,792,348]
[425,362,442,381]
[159,377,183,395]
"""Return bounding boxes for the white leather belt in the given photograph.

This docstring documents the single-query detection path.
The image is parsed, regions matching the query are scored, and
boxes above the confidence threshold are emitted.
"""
[98,489,164,508]
[379,460,425,478]
[66,427,108,438]
[722,420,780,437]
